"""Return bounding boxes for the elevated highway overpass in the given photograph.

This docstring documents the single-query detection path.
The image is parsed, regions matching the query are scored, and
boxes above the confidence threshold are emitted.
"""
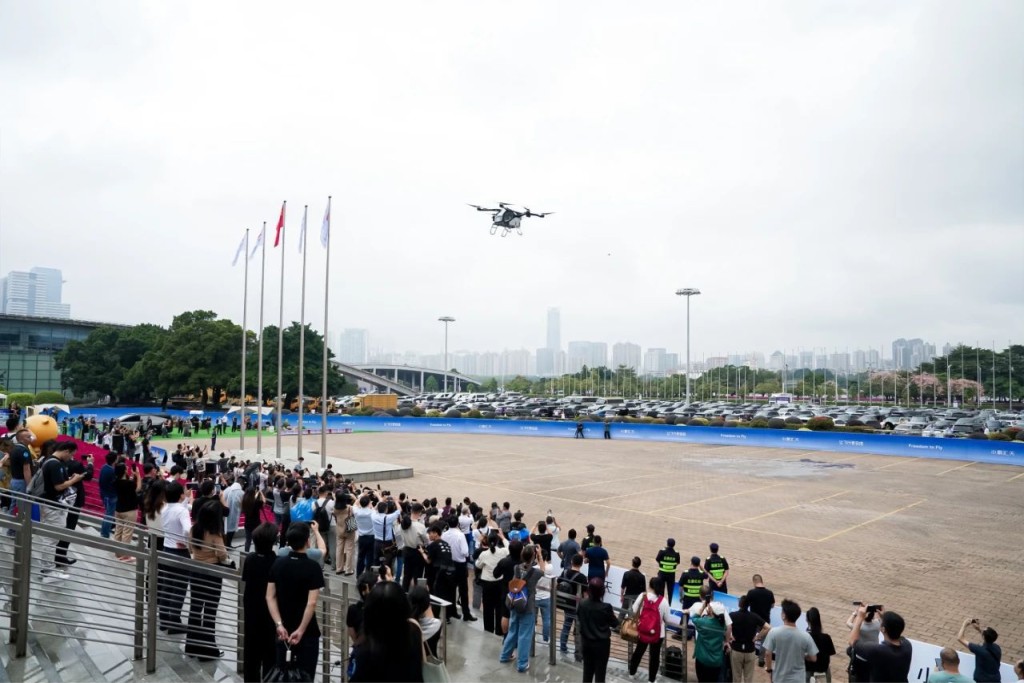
[331,362,480,396]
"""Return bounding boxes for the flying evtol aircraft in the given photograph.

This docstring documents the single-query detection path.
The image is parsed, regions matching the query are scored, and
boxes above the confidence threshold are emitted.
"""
[468,202,554,236]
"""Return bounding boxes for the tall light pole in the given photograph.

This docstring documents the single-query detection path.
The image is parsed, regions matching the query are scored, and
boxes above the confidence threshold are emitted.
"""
[675,288,701,404]
[438,316,455,393]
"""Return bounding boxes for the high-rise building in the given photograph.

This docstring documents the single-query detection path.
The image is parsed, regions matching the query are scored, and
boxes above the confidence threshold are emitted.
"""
[502,349,532,376]
[546,308,561,351]
[536,348,565,376]
[0,267,70,318]
[768,351,785,371]
[892,338,933,370]
[567,341,607,373]
[644,348,668,376]
[611,342,641,371]
[339,328,368,364]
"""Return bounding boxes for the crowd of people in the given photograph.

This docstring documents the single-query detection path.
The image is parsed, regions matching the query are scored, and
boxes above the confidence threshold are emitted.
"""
[2,409,1022,683]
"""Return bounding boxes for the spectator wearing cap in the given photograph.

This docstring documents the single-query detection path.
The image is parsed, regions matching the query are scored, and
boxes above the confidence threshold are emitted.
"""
[581,524,597,552]
[704,542,729,594]
[956,618,1002,683]
[656,538,681,605]
[679,555,708,610]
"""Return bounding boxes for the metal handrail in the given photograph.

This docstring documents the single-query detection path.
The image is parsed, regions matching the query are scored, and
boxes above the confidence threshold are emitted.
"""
[1,488,364,681]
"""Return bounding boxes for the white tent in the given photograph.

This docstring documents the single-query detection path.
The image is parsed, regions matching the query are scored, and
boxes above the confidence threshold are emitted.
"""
[225,406,274,416]
[29,403,71,416]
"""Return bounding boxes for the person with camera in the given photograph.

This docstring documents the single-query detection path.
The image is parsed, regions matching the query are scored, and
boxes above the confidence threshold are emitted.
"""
[956,618,1002,683]
[847,604,912,683]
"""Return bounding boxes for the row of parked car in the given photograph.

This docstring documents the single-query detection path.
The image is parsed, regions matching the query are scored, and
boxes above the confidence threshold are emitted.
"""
[400,393,1022,438]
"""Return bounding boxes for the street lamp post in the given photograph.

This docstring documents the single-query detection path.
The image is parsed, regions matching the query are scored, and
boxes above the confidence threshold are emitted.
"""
[438,316,455,393]
[675,288,701,404]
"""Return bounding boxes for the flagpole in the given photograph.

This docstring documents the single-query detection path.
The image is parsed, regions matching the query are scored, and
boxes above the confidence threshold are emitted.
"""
[276,201,287,461]
[297,205,308,462]
[257,221,267,455]
[240,228,249,452]
[321,196,332,469]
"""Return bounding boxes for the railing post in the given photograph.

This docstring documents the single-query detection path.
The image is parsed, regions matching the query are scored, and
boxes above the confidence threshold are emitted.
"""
[319,581,331,679]
[12,500,32,656]
[146,537,159,674]
[134,533,146,660]
[549,577,557,666]
[237,553,246,676]
[341,581,349,683]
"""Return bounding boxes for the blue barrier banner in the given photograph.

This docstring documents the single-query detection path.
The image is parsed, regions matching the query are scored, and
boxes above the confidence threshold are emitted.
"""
[52,409,1024,467]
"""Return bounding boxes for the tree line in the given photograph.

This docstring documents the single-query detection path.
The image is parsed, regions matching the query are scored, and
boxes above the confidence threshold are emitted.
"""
[53,310,354,408]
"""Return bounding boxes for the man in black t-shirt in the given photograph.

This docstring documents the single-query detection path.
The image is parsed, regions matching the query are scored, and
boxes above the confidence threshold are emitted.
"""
[746,574,775,665]
[619,556,646,618]
[39,442,85,577]
[849,607,912,683]
[557,553,587,661]
[7,429,34,520]
[729,594,770,682]
[267,522,325,680]
[420,525,456,622]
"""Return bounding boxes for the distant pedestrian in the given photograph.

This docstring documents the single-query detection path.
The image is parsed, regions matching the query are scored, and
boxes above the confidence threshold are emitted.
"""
[603,420,611,439]
[575,421,585,439]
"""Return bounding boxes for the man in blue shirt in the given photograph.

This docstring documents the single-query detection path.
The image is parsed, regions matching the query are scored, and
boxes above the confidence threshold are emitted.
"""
[97,452,119,538]
[584,535,610,581]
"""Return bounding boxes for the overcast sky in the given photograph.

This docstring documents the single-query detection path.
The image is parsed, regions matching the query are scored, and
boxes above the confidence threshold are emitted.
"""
[1,1,1022,360]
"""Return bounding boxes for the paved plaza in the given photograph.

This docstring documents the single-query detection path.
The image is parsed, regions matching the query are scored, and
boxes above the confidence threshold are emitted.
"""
[300,431,1024,666]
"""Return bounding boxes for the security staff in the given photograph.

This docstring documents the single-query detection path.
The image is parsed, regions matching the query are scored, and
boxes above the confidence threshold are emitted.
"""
[704,542,730,595]
[679,555,707,610]
[655,538,681,605]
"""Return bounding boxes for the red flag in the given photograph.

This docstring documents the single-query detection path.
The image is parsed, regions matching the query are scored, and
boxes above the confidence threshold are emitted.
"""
[273,201,286,247]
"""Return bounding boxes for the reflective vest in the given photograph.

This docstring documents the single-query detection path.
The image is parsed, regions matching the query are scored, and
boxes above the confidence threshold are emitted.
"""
[706,554,727,582]
[657,549,680,574]
[681,569,704,598]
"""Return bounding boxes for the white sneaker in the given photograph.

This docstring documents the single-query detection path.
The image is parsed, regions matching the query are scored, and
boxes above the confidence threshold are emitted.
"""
[41,570,69,580]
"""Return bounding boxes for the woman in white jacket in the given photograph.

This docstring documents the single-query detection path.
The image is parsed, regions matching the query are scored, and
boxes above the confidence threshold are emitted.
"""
[629,576,672,683]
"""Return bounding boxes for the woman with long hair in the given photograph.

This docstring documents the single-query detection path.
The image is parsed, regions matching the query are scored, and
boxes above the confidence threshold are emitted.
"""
[805,607,836,683]
[240,485,265,553]
[497,544,546,674]
[409,584,442,658]
[349,581,424,682]
[475,530,509,635]
[241,523,279,682]
[185,499,232,660]
[628,576,671,682]
[112,463,143,561]
[577,578,619,683]
[142,480,168,550]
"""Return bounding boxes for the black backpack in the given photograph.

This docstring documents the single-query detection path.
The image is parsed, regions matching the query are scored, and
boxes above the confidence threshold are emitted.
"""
[313,500,331,530]
[556,568,584,611]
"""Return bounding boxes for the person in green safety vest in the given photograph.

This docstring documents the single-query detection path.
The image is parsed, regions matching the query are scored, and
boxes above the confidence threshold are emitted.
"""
[679,555,707,611]
[655,538,681,605]
[704,542,730,595]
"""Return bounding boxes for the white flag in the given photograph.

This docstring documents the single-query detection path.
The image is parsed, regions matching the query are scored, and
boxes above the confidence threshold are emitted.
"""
[231,233,246,266]
[298,208,307,253]
[320,199,331,248]
[249,225,265,259]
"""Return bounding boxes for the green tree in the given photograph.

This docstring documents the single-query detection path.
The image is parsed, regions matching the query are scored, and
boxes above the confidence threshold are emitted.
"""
[54,324,167,402]
[143,311,241,408]
[425,376,440,392]
[246,322,346,407]
[482,377,499,393]
[506,375,532,393]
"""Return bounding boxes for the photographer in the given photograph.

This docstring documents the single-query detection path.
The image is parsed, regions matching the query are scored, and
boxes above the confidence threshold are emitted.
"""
[847,605,911,683]
[846,602,882,682]
[956,618,1002,683]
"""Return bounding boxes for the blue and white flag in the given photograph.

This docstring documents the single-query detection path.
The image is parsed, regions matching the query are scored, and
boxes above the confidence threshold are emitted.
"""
[231,233,247,266]
[320,198,331,248]
[249,224,265,259]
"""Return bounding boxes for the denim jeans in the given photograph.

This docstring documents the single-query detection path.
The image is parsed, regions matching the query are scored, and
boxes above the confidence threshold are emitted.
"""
[500,608,535,672]
[101,495,117,538]
[536,597,551,641]
[8,479,27,520]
